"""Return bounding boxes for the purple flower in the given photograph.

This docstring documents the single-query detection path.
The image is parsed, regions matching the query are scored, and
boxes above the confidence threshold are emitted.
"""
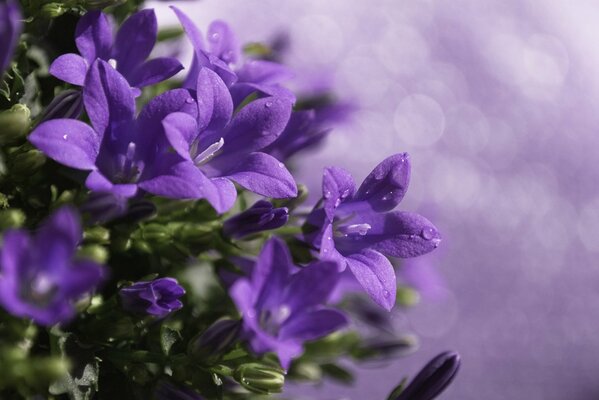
[38,89,84,122]
[0,207,104,326]
[119,277,185,318]
[172,7,295,104]
[159,67,297,213]
[0,0,21,74]
[30,59,203,199]
[223,200,288,239]
[49,10,182,94]
[304,154,441,310]
[230,238,347,369]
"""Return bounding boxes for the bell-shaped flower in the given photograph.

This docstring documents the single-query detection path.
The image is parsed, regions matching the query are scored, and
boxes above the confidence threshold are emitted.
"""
[230,238,347,370]
[49,9,182,94]
[304,154,441,310]
[30,59,203,200]
[158,66,297,213]
[119,277,185,318]
[0,207,105,326]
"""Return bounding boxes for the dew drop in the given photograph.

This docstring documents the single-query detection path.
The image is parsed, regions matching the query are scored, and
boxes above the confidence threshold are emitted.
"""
[340,189,350,199]
[261,130,270,136]
[324,191,332,199]
[210,32,220,42]
[278,162,284,168]
[62,134,68,140]
[185,98,195,104]
[334,198,341,207]
[265,101,273,108]
[421,227,434,240]
[383,290,390,298]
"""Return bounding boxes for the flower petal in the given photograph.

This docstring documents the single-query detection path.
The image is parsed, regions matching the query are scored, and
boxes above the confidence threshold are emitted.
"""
[353,153,411,212]
[162,112,198,160]
[280,308,348,342]
[63,259,105,297]
[322,166,356,220]
[253,238,293,309]
[49,54,88,86]
[29,119,100,170]
[207,20,239,64]
[171,6,204,54]
[128,57,183,88]
[83,59,135,136]
[237,60,294,85]
[85,170,138,198]
[282,261,340,314]
[113,9,157,77]
[75,10,112,64]
[0,0,22,74]
[225,152,297,198]
[336,211,441,258]
[197,67,233,132]
[346,249,396,311]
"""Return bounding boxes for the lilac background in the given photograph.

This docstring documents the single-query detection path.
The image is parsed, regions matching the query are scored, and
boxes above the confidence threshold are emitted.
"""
[151,1,599,399]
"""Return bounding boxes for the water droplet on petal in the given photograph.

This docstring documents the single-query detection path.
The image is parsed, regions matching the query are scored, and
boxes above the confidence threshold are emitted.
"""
[278,162,284,168]
[185,98,195,104]
[265,101,273,108]
[383,290,390,298]
[62,134,68,140]
[421,227,435,240]
[261,130,270,136]
[324,191,331,199]
[210,32,220,42]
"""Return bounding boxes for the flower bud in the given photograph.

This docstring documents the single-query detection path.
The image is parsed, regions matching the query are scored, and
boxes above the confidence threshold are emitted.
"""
[38,89,83,122]
[83,226,110,244]
[78,244,109,264]
[0,104,30,144]
[40,3,67,18]
[188,319,241,364]
[223,200,288,239]
[234,363,285,395]
[393,351,461,400]
[9,148,45,175]
[119,278,185,318]
[0,208,25,230]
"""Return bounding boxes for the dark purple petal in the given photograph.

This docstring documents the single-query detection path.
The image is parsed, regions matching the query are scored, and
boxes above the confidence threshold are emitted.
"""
[113,9,157,77]
[281,261,339,314]
[120,277,185,318]
[353,153,411,212]
[48,54,88,86]
[394,351,461,400]
[171,6,204,53]
[83,59,136,136]
[36,206,82,250]
[196,67,233,132]
[128,57,184,88]
[346,249,396,311]
[0,0,21,74]
[207,20,239,64]
[39,90,84,122]
[139,161,236,212]
[279,308,347,341]
[224,152,297,198]
[336,211,441,258]
[0,229,29,279]
[85,170,138,198]
[253,238,292,309]
[322,166,356,220]
[237,60,294,85]
[223,200,289,239]
[75,10,112,64]
[63,260,105,297]
[162,112,198,161]
[138,88,199,129]
[220,96,292,155]
[29,119,100,170]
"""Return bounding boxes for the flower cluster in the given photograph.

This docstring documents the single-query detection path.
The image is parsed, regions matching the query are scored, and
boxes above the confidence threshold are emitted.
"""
[0,2,459,399]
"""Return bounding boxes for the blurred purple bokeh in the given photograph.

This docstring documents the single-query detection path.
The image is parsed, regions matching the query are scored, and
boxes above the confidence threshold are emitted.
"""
[151,1,599,399]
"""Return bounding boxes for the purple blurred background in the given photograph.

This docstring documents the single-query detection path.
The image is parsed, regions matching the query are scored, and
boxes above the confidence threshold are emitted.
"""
[151,1,599,399]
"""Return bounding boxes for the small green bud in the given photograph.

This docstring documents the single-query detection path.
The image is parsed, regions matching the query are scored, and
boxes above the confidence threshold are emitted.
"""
[9,149,46,175]
[234,363,285,394]
[78,244,108,264]
[83,226,110,244]
[0,209,25,230]
[141,223,172,242]
[396,286,420,307]
[0,104,30,144]
[41,3,68,18]
[84,0,125,9]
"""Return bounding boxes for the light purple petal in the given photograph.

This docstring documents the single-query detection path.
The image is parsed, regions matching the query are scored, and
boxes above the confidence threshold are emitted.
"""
[220,96,292,155]
[207,20,239,64]
[75,10,112,64]
[162,112,198,160]
[63,260,105,297]
[0,0,22,74]
[253,238,292,309]
[197,67,233,132]
[49,54,88,86]
[0,230,30,278]
[37,206,82,249]
[128,57,184,88]
[336,211,441,258]
[346,249,396,311]
[171,6,204,53]
[83,59,135,136]
[322,166,356,220]
[237,60,294,85]
[353,153,411,212]
[225,152,297,198]
[282,261,340,314]
[280,308,348,341]
[113,9,157,77]
[29,119,100,170]
[85,170,138,198]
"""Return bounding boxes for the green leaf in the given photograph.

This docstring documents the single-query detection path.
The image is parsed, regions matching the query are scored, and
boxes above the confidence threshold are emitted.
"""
[160,326,181,356]
[386,377,408,400]
[320,363,354,384]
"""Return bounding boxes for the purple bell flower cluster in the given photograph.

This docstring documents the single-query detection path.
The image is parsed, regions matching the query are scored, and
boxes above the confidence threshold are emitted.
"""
[0,4,450,383]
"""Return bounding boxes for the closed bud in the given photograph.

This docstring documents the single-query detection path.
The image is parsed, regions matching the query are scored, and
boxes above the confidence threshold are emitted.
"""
[38,89,83,122]
[40,3,67,18]
[84,0,125,9]
[188,319,241,364]
[0,208,25,230]
[234,363,285,394]
[78,244,108,264]
[223,200,288,239]
[84,226,110,244]
[0,104,30,144]
[393,351,461,400]
[9,148,45,175]
[141,223,172,242]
